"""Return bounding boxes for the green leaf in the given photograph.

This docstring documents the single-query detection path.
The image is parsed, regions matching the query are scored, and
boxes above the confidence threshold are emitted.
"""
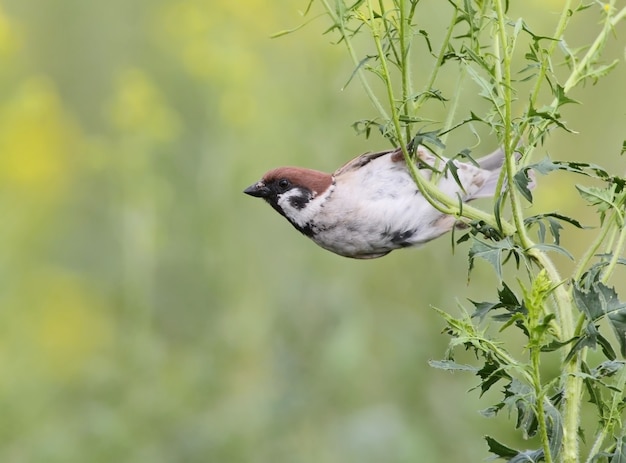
[608,309,626,357]
[573,284,606,320]
[527,158,562,176]
[469,237,517,280]
[270,11,323,38]
[513,169,534,202]
[545,401,563,462]
[527,99,576,133]
[580,257,626,289]
[342,55,373,90]
[444,159,466,194]
[428,359,478,372]
[476,356,510,396]
[554,83,580,107]
[581,361,606,412]
[470,300,500,321]
[576,184,619,224]
[621,140,626,156]
[610,435,626,463]
[528,158,613,181]
[573,281,626,358]
[541,338,575,352]
[592,360,626,379]
[566,323,616,362]
[584,59,619,84]
[524,212,585,246]
[530,243,574,260]
[485,436,518,459]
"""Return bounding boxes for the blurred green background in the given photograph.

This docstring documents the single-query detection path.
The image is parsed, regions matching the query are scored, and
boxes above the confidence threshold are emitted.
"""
[0,1,624,461]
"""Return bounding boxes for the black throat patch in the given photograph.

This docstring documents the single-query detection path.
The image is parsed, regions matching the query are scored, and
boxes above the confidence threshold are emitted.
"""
[265,188,315,237]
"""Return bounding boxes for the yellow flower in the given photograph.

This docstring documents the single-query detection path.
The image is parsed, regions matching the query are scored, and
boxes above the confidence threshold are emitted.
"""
[0,77,78,200]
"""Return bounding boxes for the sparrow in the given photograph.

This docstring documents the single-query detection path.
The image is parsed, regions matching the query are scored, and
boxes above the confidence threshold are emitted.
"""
[244,144,524,259]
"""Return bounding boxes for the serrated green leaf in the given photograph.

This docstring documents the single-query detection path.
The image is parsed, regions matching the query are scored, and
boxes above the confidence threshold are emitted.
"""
[514,169,534,202]
[581,361,606,410]
[576,184,618,214]
[573,284,606,320]
[476,357,510,396]
[554,83,580,107]
[608,309,626,357]
[530,243,574,260]
[592,360,626,379]
[528,158,561,176]
[597,332,617,362]
[509,450,544,462]
[610,436,626,463]
[545,401,563,462]
[565,322,616,362]
[527,100,576,133]
[485,436,518,458]
[470,300,501,321]
[469,237,516,280]
[428,359,478,372]
[585,59,619,84]
[525,212,585,246]
[541,337,575,352]
[445,159,467,194]
[480,404,504,418]
[529,158,612,180]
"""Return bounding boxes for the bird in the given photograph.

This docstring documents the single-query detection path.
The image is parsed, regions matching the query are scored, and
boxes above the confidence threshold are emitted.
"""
[244,144,524,259]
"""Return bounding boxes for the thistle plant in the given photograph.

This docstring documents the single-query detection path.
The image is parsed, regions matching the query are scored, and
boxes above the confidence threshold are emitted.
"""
[279,1,626,461]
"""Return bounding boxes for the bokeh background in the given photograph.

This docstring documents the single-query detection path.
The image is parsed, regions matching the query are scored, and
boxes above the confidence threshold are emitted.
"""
[0,1,624,461]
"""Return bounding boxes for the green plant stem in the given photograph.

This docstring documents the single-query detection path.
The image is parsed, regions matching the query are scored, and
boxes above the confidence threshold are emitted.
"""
[512,0,573,151]
[601,218,626,284]
[532,347,553,463]
[526,246,580,462]
[562,3,626,93]
[584,365,626,463]
[528,275,555,463]
[439,65,466,148]
[488,3,626,460]
[365,0,518,233]
[493,0,532,251]
[573,212,616,281]
[319,0,390,120]
[413,8,457,114]
[398,0,412,142]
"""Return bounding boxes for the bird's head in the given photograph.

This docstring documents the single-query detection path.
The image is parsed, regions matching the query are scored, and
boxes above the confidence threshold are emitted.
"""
[244,167,334,234]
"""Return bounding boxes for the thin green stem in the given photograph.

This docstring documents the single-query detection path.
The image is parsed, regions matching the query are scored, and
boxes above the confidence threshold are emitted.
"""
[365,0,517,233]
[601,219,626,284]
[532,349,553,463]
[528,278,555,463]
[412,8,458,114]
[525,2,626,151]
[584,366,626,463]
[439,65,466,148]
[398,0,412,142]
[493,0,532,251]
[573,212,616,281]
[512,0,574,151]
[562,3,626,93]
[319,0,390,120]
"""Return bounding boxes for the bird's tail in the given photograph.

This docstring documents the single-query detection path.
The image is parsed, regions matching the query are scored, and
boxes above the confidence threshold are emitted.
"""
[471,147,535,199]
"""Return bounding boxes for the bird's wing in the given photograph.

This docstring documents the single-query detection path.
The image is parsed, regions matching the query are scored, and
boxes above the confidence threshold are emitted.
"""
[333,148,398,176]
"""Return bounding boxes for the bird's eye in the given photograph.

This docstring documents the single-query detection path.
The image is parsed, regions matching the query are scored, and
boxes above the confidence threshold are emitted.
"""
[277,178,290,190]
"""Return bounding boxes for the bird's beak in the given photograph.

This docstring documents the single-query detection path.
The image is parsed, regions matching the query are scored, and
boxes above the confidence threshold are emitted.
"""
[243,182,271,198]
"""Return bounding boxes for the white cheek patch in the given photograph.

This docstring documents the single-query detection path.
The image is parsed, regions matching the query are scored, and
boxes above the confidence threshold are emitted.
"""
[277,186,334,227]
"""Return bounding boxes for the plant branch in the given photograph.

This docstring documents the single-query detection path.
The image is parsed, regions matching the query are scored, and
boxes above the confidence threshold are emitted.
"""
[319,0,390,120]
